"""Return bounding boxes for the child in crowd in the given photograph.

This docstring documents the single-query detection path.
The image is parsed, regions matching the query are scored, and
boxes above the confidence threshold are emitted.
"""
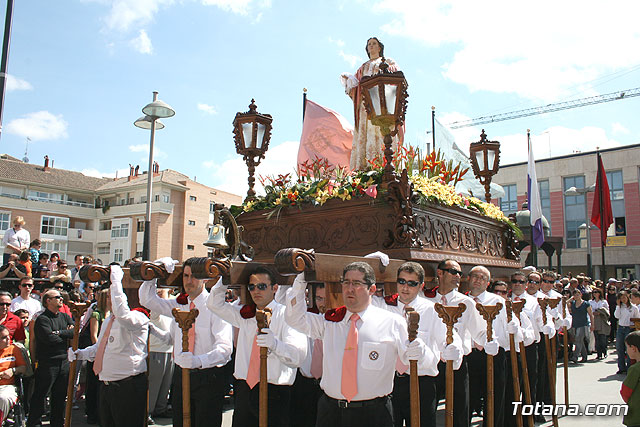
[621,331,640,426]
[28,239,41,265]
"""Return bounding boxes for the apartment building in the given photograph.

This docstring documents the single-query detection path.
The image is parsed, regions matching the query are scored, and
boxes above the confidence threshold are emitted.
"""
[0,154,242,263]
[493,144,640,280]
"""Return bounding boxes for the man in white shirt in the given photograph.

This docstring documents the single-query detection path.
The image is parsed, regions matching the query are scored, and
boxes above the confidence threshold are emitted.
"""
[285,261,429,427]
[424,259,490,427]
[10,277,41,319]
[68,265,150,426]
[374,261,462,427]
[140,257,233,427]
[147,288,174,420]
[207,265,307,427]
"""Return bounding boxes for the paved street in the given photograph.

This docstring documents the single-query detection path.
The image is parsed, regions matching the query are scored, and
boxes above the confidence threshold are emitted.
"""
[44,344,626,427]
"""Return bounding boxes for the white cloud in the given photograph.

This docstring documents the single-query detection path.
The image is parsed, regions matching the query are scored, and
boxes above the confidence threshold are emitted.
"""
[328,37,345,47]
[438,111,621,165]
[103,0,174,33]
[338,50,362,68]
[375,0,640,101]
[197,103,218,115]
[128,143,167,159]
[82,167,129,179]
[205,140,299,196]
[200,0,271,16]
[6,75,33,91]
[130,29,153,54]
[5,111,68,141]
[612,122,630,135]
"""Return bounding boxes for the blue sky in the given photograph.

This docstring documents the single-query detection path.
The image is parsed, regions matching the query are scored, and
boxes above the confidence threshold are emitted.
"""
[2,0,640,196]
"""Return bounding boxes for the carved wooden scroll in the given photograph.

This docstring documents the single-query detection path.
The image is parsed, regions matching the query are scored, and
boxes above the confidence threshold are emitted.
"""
[273,248,315,275]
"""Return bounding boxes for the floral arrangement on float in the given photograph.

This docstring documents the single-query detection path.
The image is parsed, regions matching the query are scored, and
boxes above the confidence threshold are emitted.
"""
[232,141,520,235]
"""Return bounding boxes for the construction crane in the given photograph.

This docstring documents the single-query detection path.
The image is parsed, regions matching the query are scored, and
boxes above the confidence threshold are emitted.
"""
[444,86,640,129]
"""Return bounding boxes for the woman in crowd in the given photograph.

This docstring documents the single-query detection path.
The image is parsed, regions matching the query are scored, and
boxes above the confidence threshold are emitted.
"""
[569,289,594,363]
[590,288,611,359]
[614,290,639,374]
[608,284,619,343]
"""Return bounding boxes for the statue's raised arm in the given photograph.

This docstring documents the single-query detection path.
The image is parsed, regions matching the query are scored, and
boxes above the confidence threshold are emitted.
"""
[340,37,401,171]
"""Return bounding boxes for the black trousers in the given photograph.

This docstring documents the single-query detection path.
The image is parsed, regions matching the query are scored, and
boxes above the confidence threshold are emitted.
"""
[316,393,393,427]
[172,365,227,427]
[99,373,148,427]
[436,358,469,427]
[467,348,506,427]
[27,359,69,427]
[536,334,552,405]
[85,361,99,421]
[392,374,437,427]
[504,347,535,427]
[232,379,291,427]
[290,371,321,427]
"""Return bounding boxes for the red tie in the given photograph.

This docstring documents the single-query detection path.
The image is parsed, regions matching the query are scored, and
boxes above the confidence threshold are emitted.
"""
[188,301,196,352]
[515,296,521,302]
[93,316,115,376]
[246,331,261,389]
[341,313,359,402]
[310,339,323,379]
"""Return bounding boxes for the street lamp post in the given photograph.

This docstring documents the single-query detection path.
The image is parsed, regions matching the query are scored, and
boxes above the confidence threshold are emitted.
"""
[134,91,175,261]
[564,184,596,277]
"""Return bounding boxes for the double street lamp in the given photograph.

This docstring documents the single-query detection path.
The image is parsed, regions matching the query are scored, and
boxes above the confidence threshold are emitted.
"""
[134,91,175,261]
[564,184,596,277]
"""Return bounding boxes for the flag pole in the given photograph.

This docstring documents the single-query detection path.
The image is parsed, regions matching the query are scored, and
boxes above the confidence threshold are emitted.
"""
[597,150,607,279]
[302,88,307,122]
[431,106,436,152]
[528,129,538,268]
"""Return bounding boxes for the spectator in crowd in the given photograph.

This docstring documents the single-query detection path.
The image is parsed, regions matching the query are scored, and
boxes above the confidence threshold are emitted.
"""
[10,277,41,320]
[32,253,49,279]
[28,240,41,265]
[608,283,620,343]
[0,254,26,295]
[27,288,74,427]
[50,261,72,287]
[615,290,639,375]
[0,291,26,343]
[13,309,30,350]
[569,289,594,364]
[0,324,27,424]
[2,216,30,265]
[18,251,32,278]
[148,288,174,420]
[46,253,60,274]
[70,255,85,294]
[591,287,611,360]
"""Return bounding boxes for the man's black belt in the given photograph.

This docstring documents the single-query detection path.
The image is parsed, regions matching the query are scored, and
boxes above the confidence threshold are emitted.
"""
[102,372,145,386]
[325,393,389,409]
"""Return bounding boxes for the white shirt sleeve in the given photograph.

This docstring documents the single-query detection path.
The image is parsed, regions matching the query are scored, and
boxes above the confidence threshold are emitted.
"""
[139,280,177,318]
[284,287,326,340]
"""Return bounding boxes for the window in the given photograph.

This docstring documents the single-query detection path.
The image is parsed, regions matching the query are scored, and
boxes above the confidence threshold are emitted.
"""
[154,195,159,202]
[188,220,196,226]
[28,190,63,204]
[114,248,124,263]
[0,212,9,231]
[538,180,551,231]
[210,201,216,213]
[42,241,67,260]
[162,194,170,203]
[137,220,145,232]
[606,170,625,236]
[0,186,22,199]
[190,195,197,201]
[187,245,195,250]
[140,196,147,204]
[41,216,69,237]
[99,220,111,231]
[499,184,518,216]
[97,245,110,255]
[563,175,586,249]
[111,223,129,239]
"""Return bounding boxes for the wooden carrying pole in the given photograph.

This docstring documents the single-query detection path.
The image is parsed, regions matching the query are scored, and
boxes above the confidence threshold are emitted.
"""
[547,298,560,401]
[256,308,272,427]
[434,303,466,427]
[511,301,534,427]
[561,297,569,406]
[538,298,559,427]
[64,301,90,427]
[405,307,421,427]
[476,303,502,427]
[505,301,523,427]
[172,308,199,427]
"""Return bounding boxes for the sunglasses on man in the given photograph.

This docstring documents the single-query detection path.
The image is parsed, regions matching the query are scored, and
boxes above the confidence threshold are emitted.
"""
[397,278,421,287]
[439,267,463,276]
[247,283,271,292]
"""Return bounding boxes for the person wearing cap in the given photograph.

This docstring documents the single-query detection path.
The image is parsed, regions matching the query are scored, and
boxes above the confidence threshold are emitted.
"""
[140,257,233,427]
[68,265,156,426]
[285,261,431,427]
[373,261,462,427]
[207,265,307,427]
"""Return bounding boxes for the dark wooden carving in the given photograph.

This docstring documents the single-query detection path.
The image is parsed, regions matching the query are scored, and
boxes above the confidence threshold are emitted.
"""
[129,262,170,281]
[188,257,231,279]
[274,248,315,275]
[384,169,422,249]
[79,265,110,283]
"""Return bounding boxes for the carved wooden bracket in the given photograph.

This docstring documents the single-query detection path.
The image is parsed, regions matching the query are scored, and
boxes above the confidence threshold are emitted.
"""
[274,248,315,276]
[405,306,420,342]
[256,308,272,332]
[384,169,422,249]
[172,308,199,353]
[79,265,110,283]
[510,300,525,322]
[129,262,170,281]
[476,303,502,342]
[538,298,550,324]
[190,257,232,279]
[434,302,466,345]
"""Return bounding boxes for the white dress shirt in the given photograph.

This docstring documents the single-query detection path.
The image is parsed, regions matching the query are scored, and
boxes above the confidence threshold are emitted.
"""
[373,295,462,374]
[590,299,609,312]
[207,283,307,386]
[537,289,572,329]
[149,312,174,354]
[471,291,520,350]
[76,277,149,381]
[512,290,554,343]
[285,289,410,401]
[425,289,487,355]
[139,280,233,369]
[615,304,640,327]
[10,295,41,319]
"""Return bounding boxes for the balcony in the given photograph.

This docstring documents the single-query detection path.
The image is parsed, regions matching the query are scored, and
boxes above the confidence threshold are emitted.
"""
[68,228,96,242]
[99,201,174,218]
[0,195,96,218]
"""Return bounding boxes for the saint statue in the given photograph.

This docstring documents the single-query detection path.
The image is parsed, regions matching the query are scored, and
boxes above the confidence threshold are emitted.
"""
[341,37,402,171]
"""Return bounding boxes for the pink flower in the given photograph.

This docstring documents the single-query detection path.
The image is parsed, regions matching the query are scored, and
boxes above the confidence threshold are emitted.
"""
[365,184,378,199]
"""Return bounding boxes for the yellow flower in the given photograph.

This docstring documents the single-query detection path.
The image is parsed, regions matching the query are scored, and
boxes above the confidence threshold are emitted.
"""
[243,200,255,212]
